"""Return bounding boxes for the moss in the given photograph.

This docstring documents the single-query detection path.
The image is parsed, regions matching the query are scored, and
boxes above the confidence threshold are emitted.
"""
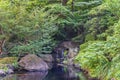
[0,57,18,69]
[0,57,18,64]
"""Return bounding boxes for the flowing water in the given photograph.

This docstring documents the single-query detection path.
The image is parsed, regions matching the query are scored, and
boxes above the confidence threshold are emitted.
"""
[0,65,87,80]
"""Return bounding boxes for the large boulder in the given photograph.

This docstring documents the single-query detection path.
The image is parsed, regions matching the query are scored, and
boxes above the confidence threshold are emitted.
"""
[18,54,49,71]
[38,54,54,69]
[38,54,54,63]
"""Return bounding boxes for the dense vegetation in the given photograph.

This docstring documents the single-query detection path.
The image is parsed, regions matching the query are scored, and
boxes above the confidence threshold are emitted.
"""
[0,0,120,80]
[75,0,120,80]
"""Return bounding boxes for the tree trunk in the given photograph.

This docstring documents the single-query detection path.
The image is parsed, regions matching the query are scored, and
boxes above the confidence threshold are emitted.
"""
[71,0,74,12]
[0,41,1,54]
[0,39,5,54]
[62,0,68,6]
[0,27,6,54]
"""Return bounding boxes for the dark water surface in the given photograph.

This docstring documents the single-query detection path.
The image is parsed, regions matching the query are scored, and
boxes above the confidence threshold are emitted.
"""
[0,65,87,80]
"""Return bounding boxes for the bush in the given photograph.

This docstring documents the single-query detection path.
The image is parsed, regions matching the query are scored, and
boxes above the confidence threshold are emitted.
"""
[75,20,120,80]
[105,0,120,19]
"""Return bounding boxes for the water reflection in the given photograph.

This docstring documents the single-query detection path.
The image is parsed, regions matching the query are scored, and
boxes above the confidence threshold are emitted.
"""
[44,65,87,80]
[1,65,87,80]
[2,71,48,80]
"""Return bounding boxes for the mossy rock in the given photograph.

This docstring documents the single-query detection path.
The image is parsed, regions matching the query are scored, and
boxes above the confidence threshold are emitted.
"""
[0,63,14,76]
[0,57,18,75]
[0,64,8,69]
[0,57,18,69]
[0,57,18,64]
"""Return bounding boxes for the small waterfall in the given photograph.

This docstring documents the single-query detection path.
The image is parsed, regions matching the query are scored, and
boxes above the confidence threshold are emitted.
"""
[52,48,65,64]
[59,49,64,64]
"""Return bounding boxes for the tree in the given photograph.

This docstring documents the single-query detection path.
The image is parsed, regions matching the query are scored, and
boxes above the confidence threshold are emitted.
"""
[62,0,68,5]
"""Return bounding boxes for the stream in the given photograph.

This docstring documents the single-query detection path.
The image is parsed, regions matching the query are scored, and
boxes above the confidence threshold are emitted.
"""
[0,65,87,80]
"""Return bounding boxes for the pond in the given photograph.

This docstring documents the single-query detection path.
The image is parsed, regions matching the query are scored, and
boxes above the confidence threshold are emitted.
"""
[0,65,87,80]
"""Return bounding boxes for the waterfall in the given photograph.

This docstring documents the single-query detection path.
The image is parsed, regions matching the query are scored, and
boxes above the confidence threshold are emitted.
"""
[59,49,64,64]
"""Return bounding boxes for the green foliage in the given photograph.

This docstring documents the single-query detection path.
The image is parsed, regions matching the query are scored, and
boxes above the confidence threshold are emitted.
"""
[75,1,120,79]
[84,4,117,41]
[42,4,83,40]
[0,0,36,40]
[0,0,106,55]
[105,0,120,19]
[74,0,102,10]
[0,0,58,56]
[0,0,120,80]
[75,20,120,80]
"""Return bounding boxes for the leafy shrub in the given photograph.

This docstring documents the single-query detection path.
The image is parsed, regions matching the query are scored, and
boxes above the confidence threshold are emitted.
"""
[105,0,120,19]
[0,1,58,56]
[84,4,118,41]
[75,20,120,80]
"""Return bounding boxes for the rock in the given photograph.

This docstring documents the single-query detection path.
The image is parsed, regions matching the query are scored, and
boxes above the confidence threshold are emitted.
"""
[6,69,14,74]
[19,54,49,71]
[6,64,14,70]
[67,48,79,58]
[0,70,6,76]
[58,41,79,49]
[38,54,54,69]
[0,57,18,76]
[0,57,18,64]
[0,64,14,76]
[38,54,54,63]
[73,64,82,71]
[67,67,78,78]
[46,63,53,69]
[53,41,79,60]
